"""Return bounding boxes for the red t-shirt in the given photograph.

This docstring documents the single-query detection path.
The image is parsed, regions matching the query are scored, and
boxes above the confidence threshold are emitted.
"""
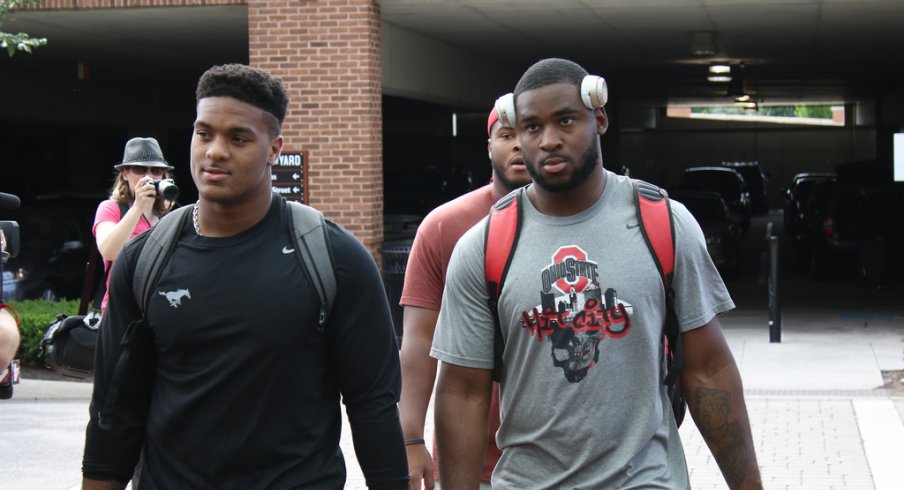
[400,183,503,483]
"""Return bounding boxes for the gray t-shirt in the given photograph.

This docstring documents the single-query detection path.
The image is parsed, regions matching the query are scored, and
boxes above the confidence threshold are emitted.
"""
[431,171,734,489]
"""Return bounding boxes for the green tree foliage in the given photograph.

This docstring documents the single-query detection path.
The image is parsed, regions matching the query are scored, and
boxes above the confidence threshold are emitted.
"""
[0,0,47,57]
[694,104,834,120]
[759,106,795,117]
[794,104,832,119]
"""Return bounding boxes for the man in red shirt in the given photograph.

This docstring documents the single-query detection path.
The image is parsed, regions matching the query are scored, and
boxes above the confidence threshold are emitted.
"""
[399,101,531,489]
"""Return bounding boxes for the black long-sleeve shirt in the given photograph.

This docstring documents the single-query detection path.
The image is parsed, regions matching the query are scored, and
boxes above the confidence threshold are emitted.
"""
[83,195,408,489]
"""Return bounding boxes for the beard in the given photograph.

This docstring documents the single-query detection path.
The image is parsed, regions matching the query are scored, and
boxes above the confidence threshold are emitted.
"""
[491,159,531,192]
[526,137,601,193]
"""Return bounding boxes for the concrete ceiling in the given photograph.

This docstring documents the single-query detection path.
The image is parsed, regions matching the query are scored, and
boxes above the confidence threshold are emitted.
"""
[3,1,902,105]
[381,0,904,104]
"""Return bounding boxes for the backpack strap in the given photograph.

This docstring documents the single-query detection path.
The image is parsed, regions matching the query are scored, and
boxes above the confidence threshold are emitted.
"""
[633,180,683,388]
[100,204,190,431]
[484,190,522,382]
[287,200,336,331]
[133,205,193,313]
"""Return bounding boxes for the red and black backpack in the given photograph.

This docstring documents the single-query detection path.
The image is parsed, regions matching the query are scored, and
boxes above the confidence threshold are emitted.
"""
[483,180,687,426]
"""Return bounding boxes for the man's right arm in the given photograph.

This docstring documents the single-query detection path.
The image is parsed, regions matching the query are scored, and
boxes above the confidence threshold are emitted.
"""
[434,363,493,490]
[399,306,440,489]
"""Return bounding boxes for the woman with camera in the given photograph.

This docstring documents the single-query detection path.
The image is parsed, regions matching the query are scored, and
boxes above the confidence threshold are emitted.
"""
[93,137,177,312]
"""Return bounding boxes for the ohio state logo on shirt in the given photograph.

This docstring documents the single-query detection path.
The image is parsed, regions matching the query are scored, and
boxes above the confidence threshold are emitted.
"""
[542,246,599,295]
[520,245,633,383]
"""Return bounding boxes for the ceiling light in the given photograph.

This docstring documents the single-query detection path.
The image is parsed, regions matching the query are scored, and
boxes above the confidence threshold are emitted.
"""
[689,31,717,56]
[707,75,732,83]
[735,101,758,111]
[709,63,731,74]
[735,94,751,103]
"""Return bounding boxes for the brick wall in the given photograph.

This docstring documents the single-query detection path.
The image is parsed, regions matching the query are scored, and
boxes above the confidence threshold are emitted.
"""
[249,0,384,254]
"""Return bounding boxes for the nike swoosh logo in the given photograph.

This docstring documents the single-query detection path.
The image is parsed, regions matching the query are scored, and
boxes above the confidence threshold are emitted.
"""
[626,222,640,229]
[282,246,295,254]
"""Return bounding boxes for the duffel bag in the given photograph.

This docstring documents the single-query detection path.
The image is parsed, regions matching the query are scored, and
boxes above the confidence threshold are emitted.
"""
[40,311,100,379]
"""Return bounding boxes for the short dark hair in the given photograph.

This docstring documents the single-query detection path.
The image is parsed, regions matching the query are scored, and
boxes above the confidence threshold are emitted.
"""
[514,58,589,97]
[196,64,289,130]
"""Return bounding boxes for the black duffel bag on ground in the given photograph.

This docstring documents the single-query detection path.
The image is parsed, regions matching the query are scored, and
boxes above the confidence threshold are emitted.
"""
[40,311,100,378]
[39,239,107,379]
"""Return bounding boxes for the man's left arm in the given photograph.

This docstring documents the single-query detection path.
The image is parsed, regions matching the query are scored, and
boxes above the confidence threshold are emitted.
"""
[681,317,762,490]
[328,226,408,489]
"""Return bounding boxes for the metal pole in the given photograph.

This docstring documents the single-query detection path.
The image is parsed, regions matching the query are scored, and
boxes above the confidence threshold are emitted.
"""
[768,235,781,343]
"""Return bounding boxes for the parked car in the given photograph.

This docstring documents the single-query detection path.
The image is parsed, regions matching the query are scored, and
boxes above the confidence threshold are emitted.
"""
[782,172,836,237]
[793,179,904,282]
[677,166,751,234]
[723,161,769,214]
[1,195,101,302]
[670,190,743,278]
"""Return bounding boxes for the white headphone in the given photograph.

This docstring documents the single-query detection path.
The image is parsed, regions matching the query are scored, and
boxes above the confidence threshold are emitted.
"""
[494,75,608,128]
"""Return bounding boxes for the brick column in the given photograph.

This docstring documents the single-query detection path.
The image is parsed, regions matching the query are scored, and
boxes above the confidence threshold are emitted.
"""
[249,0,384,254]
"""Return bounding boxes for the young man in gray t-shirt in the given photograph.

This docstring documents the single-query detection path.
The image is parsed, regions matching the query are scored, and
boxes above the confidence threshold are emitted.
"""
[431,58,762,489]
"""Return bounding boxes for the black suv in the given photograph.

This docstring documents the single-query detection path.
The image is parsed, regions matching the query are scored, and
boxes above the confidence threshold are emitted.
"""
[793,179,904,282]
[783,172,836,238]
[678,166,751,234]
[723,161,769,214]
[670,190,743,278]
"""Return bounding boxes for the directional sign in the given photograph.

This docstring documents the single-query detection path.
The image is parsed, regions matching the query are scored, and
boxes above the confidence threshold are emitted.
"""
[272,151,307,203]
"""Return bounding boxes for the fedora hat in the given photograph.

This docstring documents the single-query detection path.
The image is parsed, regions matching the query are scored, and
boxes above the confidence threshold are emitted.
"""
[114,137,173,170]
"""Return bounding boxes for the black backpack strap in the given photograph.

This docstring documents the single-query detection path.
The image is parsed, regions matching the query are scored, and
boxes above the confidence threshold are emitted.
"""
[484,189,523,382]
[133,205,193,313]
[287,200,336,331]
[79,240,102,316]
[100,204,189,431]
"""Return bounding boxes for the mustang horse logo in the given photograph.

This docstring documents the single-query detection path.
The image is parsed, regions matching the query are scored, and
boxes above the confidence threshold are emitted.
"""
[159,289,191,308]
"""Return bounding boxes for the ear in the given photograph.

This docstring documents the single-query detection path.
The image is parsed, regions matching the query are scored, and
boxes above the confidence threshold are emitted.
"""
[487,138,493,160]
[269,135,284,166]
[595,107,609,136]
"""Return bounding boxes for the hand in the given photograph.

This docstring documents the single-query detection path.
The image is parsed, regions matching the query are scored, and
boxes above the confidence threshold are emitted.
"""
[406,443,435,490]
[132,176,157,215]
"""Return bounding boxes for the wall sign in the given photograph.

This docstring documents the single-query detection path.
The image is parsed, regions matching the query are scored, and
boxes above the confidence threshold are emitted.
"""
[271,151,308,203]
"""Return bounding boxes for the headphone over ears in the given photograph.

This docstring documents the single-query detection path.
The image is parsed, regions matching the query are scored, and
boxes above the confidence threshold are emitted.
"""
[494,75,608,129]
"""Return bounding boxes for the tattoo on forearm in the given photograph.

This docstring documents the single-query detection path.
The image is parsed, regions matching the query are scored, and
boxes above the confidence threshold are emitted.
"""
[692,387,752,489]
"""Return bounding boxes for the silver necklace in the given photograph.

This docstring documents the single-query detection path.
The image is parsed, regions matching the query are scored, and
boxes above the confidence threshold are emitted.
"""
[192,201,203,236]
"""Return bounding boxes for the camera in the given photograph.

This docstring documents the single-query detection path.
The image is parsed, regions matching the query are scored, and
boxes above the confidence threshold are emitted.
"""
[151,179,180,201]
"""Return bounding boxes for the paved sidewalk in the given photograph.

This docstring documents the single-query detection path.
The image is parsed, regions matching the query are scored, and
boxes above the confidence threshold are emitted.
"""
[331,305,904,489]
[681,306,904,490]
[8,305,903,490]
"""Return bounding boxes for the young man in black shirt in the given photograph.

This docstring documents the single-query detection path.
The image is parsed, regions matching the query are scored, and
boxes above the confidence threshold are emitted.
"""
[82,64,408,489]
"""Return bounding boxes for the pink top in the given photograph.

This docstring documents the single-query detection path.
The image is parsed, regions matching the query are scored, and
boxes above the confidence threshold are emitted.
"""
[92,199,152,311]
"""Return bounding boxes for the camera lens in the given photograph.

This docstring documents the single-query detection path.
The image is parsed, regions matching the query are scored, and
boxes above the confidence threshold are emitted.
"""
[155,179,180,201]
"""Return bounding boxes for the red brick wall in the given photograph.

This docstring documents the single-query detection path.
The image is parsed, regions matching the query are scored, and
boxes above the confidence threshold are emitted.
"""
[249,0,384,254]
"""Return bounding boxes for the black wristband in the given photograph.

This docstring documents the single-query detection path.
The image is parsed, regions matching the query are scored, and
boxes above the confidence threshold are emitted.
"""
[404,438,426,446]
